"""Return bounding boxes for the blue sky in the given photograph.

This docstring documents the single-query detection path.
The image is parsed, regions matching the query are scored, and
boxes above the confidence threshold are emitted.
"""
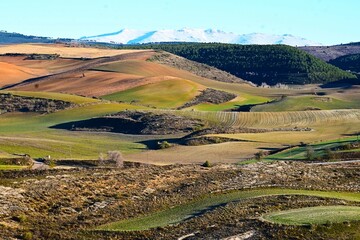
[1,0,359,45]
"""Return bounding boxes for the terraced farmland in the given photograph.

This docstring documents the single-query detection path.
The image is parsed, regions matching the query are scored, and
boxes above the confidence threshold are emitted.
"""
[252,95,360,112]
[157,109,360,128]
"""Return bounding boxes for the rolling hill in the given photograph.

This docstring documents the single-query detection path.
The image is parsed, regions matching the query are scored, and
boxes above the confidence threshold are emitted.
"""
[301,44,360,62]
[329,53,360,73]
[117,43,356,85]
[0,62,47,87]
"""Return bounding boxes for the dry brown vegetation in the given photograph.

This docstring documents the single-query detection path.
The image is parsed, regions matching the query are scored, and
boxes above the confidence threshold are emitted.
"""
[0,161,359,239]
[0,44,152,59]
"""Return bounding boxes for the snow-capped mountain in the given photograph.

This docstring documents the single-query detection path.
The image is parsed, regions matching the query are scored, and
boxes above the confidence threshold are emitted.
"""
[80,28,321,46]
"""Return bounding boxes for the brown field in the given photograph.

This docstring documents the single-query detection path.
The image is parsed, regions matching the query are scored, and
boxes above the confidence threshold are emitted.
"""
[0,62,47,87]
[12,71,184,97]
[127,141,283,164]
[0,44,152,59]
[95,59,207,80]
[8,57,210,97]
[0,56,88,73]
[9,57,208,97]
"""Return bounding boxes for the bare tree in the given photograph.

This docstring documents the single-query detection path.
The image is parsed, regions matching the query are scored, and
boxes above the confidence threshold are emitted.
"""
[107,151,124,168]
[98,152,105,166]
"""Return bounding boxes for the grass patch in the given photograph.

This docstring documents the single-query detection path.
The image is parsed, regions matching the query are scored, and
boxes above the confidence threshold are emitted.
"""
[0,165,26,170]
[96,188,360,231]
[252,95,360,112]
[263,205,360,225]
[0,102,150,159]
[102,79,204,109]
[188,94,268,111]
[0,90,99,104]
[266,136,360,161]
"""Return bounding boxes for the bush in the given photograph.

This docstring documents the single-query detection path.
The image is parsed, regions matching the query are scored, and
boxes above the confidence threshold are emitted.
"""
[98,152,105,166]
[202,160,211,167]
[254,150,265,160]
[305,146,315,160]
[107,151,124,168]
[23,232,33,240]
[343,143,352,150]
[324,148,335,161]
[157,141,172,149]
[13,214,27,223]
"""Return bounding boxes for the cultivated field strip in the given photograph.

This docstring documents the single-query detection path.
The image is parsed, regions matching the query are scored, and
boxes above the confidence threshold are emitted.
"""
[154,109,360,128]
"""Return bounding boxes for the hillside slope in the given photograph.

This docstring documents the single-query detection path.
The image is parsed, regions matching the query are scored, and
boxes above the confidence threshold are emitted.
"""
[301,44,360,62]
[121,43,356,85]
[0,62,47,87]
[149,52,246,84]
[329,54,360,73]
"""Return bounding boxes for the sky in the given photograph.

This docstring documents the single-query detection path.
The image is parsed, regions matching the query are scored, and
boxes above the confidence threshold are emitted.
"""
[0,0,359,45]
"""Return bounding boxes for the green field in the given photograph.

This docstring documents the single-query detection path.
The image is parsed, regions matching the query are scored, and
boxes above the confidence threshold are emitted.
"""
[0,90,99,104]
[97,188,360,231]
[102,79,203,109]
[0,100,152,159]
[186,94,268,111]
[0,165,26,170]
[266,136,359,161]
[252,95,360,112]
[158,109,360,128]
[263,206,360,225]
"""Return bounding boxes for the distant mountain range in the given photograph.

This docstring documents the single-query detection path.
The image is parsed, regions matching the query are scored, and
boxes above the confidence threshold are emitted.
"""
[80,28,322,46]
[0,31,73,44]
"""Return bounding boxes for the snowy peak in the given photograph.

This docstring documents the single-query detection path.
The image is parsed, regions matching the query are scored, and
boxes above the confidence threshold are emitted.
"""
[80,28,321,46]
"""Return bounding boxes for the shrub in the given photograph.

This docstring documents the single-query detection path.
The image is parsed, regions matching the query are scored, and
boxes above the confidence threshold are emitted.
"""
[107,151,124,168]
[324,148,335,161]
[98,152,105,166]
[254,150,265,160]
[202,160,211,167]
[343,143,352,150]
[23,232,33,240]
[157,141,172,149]
[305,146,315,160]
[48,159,56,168]
[13,214,27,223]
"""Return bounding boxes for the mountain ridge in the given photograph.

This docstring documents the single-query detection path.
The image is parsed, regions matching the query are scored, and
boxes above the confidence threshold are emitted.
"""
[80,28,322,46]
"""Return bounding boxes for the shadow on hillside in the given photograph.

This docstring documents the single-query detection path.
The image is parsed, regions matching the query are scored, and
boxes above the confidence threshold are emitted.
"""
[320,78,360,88]
[137,138,182,150]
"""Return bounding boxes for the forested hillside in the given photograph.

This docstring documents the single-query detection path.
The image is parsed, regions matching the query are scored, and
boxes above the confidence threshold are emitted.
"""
[329,54,360,73]
[117,43,356,85]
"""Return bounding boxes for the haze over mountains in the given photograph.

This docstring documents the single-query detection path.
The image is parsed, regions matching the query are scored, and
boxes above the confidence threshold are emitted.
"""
[80,28,322,46]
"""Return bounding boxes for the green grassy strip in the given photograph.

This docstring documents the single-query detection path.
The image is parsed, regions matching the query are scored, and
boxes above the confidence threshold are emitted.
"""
[263,205,360,225]
[252,95,360,112]
[266,136,359,160]
[0,165,26,170]
[0,91,99,104]
[97,188,360,231]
